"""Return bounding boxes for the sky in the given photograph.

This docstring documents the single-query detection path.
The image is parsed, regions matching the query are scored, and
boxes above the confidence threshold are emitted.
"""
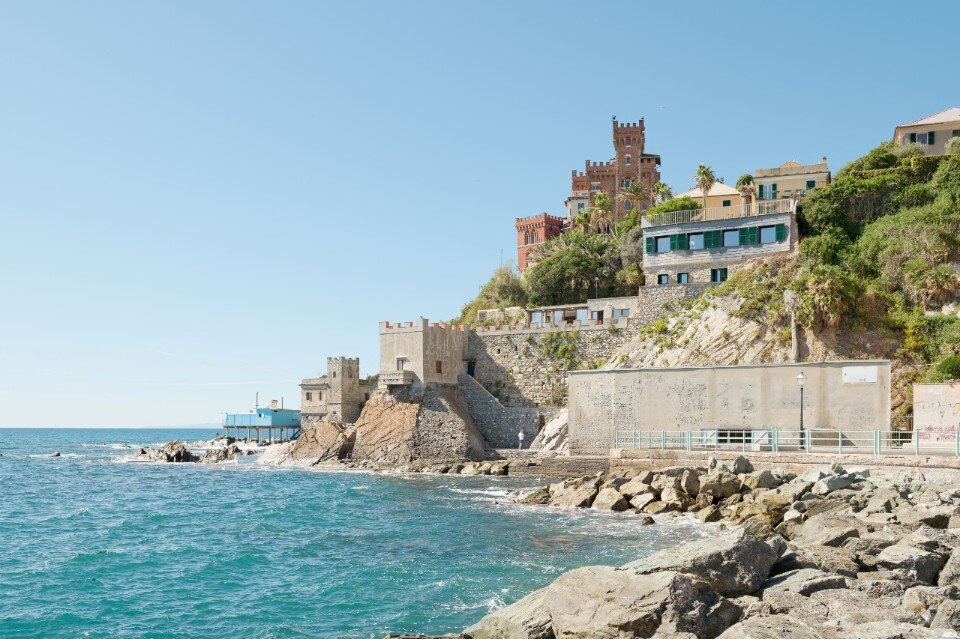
[1,0,957,427]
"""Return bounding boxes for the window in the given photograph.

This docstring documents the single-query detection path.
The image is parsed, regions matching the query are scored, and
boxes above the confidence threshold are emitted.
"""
[625,155,631,165]
[656,236,671,253]
[332,371,337,378]
[305,392,312,401]
[396,358,407,371]
[688,233,705,250]
[717,429,751,445]
[612,308,630,318]
[910,131,935,145]
[622,179,631,188]
[704,230,723,248]
[625,138,631,147]
[722,230,739,247]
[625,200,632,210]
[319,392,323,401]
[722,199,731,207]
[577,202,585,211]
[759,225,777,244]
[657,274,669,285]
[739,226,759,245]
[435,361,443,374]
[954,130,960,138]
[677,272,689,284]
[806,180,816,189]
[590,182,601,192]
[670,234,689,250]
[711,268,728,283]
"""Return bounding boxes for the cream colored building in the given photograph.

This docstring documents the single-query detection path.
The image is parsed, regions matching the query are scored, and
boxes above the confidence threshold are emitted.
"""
[893,108,960,156]
[676,183,742,209]
[754,158,831,201]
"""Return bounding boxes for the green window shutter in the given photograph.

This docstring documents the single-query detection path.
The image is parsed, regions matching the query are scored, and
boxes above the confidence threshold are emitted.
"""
[677,234,688,250]
[806,180,816,189]
[739,227,748,245]
[910,132,917,143]
[669,235,677,250]
[646,237,655,254]
[772,183,778,192]
[750,227,759,244]
[928,131,934,145]
[776,224,787,242]
[720,268,728,281]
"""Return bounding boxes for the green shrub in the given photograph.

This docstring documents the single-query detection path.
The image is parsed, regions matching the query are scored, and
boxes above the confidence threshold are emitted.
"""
[891,183,935,209]
[931,154,960,202]
[903,260,959,308]
[645,196,702,216]
[945,136,960,155]
[799,226,846,265]
[836,142,899,177]
[791,265,862,328]
[926,354,960,383]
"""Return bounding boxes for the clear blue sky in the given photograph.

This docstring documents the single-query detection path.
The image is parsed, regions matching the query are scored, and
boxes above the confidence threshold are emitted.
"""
[1,1,956,427]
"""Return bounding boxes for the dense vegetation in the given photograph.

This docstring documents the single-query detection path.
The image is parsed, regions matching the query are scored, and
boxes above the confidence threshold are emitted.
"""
[722,143,960,383]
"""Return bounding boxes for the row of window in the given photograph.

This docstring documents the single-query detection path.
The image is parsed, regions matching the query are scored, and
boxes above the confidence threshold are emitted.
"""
[757,182,815,199]
[646,224,787,255]
[305,391,323,401]
[655,268,728,285]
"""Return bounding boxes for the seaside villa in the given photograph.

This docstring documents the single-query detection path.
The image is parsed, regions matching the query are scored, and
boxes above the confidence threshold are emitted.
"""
[893,107,960,155]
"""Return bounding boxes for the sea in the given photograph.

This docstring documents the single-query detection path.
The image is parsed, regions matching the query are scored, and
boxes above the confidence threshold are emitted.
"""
[0,428,714,638]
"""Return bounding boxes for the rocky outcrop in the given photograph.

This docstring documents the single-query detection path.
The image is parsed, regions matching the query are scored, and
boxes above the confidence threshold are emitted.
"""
[259,422,355,467]
[528,409,567,453]
[133,440,198,463]
[352,386,486,464]
[413,461,960,639]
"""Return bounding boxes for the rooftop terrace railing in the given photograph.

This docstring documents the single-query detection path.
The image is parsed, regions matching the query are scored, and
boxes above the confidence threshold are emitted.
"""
[614,428,954,457]
[642,198,795,228]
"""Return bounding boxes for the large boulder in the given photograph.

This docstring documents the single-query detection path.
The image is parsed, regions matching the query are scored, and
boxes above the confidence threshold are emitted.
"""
[467,568,740,639]
[621,530,781,597]
[938,547,960,586]
[592,488,630,511]
[198,443,241,464]
[259,422,355,467]
[618,476,655,499]
[758,568,847,599]
[700,472,742,500]
[135,440,198,463]
[772,546,860,578]
[716,615,826,639]
[877,545,947,585]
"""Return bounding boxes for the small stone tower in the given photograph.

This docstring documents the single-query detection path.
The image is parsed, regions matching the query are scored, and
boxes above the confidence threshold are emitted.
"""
[326,357,363,423]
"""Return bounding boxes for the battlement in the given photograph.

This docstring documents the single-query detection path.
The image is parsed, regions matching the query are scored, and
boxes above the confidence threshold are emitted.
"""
[327,356,360,365]
[516,213,565,228]
[586,160,615,168]
[613,117,644,130]
[380,318,467,333]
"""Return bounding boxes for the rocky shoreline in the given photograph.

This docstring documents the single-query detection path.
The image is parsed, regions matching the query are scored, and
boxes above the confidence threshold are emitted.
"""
[389,457,960,639]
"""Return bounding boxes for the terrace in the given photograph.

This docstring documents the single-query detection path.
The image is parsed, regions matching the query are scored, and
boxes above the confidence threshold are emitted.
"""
[642,198,795,228]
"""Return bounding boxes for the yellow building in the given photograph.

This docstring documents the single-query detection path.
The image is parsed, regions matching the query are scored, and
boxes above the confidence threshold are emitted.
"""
[754,158,831,201]
[893,108,960,156]
[676,183,742,209]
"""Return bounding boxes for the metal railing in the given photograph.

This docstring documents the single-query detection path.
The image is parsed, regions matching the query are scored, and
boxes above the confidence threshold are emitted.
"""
[642,198,795,228]
[613,428,960,457]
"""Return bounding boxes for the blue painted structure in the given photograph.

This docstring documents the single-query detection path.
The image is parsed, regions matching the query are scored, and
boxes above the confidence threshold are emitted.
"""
[224,408,301,427]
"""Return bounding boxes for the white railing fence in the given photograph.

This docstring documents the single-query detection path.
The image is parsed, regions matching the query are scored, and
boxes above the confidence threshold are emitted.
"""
[642,198,795,228]
[613,428,959,457]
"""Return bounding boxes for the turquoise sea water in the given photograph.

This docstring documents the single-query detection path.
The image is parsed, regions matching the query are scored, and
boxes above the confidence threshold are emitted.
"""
[0,428,713,638]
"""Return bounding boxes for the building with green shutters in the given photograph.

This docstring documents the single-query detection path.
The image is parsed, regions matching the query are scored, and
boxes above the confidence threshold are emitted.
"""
[641,198,796,286]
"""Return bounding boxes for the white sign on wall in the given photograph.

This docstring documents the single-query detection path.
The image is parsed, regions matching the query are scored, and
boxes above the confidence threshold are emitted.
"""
[842,366,878,384]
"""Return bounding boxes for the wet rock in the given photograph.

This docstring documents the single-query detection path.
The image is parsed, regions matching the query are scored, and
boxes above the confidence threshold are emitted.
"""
[514,487,550,505]
[639,515,655,525]
[697,505,722,523]
[621,529,781,597]
[135,440,198,463]
[198,443,242,464]
[643,500,676,514]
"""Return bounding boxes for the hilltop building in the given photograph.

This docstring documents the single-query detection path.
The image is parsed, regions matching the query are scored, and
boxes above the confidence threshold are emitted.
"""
[676,183,742,209]
[300,357,371,425]
[754,159,831,201]
[378,319,469,389]
[641,197,797,286]
[515,116,661,271]
[894,108,960,155]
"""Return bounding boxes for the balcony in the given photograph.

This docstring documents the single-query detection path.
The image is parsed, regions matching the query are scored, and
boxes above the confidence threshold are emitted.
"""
[379,370,415,386]
[642,199,795,228]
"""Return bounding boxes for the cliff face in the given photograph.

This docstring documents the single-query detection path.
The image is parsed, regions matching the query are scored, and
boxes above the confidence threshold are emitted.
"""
[352,385,486,464]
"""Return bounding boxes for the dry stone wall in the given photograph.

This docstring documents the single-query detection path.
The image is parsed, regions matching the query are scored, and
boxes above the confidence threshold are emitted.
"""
[458,374,545,448]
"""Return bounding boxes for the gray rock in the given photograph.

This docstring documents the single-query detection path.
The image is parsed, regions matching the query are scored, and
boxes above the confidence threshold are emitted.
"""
[731,456,754,474]
[621,529,780,597]
[630,493,658,511]
[467,568,739,639]
[514,487,550,505]
[758,568,847,598]
[618,477,655,499]
[697,505,722,523]
[700,472,742,500]
[902,585,958,622]
[877,544,947,585]
[680,469,700,496]
[639,515,655,525]
[552,484,597,508]
[845,620,949,639]
[931,599,960,632]
[741,470,780,491]
[938,547,960,586]
[772,546,859,578]
[715,615,827,639]
[792,513,867,548]
[812,474,853,495]
[592,488,630,511]
[896,507,953,530]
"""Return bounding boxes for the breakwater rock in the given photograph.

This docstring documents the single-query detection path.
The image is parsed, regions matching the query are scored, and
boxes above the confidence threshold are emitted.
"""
[396,458,960,638]
[132,439,251,464]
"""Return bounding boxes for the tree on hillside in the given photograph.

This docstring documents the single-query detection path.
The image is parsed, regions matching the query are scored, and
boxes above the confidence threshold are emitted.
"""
[455,264,528,325]
[694,164,717,211]
[946,137,960,156]
[616,182,650,218]
[736,173,754,208]
[572,210,591,232]
[589,191,615,234]
[653,181,673,205]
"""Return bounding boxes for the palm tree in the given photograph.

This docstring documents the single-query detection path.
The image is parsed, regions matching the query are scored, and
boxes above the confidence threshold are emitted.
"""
[652,181,672,206]
[616,182,650,217]
[572,210,591,232]
[616,209,642,236]
[589,191,615,234]
[736,173,754,211]
[694,164,716,211]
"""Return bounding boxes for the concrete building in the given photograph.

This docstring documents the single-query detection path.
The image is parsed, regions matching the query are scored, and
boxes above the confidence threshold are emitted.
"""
[641,198,796,286]
[754,159,831,201]
[914,383,960,442]
[379,319,469,389]
[894,108,960,156]
[568,361,892,455]
[675,183,742,209]
[516,213,565,271]
[300,357,371,424]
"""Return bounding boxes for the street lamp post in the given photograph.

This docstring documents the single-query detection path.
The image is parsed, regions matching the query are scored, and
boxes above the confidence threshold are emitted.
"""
[796,372,805,443]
